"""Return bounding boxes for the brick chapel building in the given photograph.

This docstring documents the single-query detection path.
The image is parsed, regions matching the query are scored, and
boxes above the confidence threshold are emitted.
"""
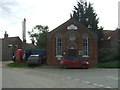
[47,19,98,66]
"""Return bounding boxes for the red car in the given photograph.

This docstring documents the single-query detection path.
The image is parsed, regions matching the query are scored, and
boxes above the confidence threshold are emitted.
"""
[60,56,90,69]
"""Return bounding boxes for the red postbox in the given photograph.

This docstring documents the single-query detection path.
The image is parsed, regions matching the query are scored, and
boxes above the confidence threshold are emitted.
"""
[16,49,23,63]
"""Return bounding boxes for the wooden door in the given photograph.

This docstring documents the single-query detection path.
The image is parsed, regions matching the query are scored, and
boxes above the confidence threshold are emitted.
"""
[68,49,77,57]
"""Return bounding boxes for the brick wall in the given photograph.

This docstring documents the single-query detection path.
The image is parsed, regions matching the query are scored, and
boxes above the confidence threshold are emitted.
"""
[2,37,23,61]
[47,19,98,66]
[47,37,98,66]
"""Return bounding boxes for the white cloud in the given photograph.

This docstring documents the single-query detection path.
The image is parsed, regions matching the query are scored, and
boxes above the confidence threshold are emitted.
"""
[0,0,119,43]
[87,0,119,29]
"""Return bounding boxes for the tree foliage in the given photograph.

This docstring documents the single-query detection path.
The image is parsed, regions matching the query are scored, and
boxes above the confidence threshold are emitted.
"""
[28,25,49,49]
[70,0,104,41]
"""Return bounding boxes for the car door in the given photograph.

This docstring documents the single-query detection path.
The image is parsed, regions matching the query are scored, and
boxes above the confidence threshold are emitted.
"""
[73,57,82,67]
[77,59,84,67]
[67,57,74,67]
[63,57,72,67]
[70,57,77,67]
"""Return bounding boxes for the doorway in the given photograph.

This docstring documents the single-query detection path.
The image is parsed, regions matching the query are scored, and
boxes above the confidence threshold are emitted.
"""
[68,49,77,57]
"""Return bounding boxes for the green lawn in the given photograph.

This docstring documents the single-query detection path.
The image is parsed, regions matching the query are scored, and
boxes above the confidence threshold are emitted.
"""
[7,60,119,68]
[98,60,119,68]
[7,61,28,68]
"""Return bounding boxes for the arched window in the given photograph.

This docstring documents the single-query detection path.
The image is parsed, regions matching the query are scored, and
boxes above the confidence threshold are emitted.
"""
[56,36,62,56]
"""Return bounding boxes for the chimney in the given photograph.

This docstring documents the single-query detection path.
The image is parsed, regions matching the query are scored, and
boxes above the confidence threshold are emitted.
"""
[4,31,8,38]
[22,18,26,43]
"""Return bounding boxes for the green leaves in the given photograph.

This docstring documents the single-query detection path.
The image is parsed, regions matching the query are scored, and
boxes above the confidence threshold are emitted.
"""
[28,25,49,49]
[71,0,104,41]
[34,25,49,33]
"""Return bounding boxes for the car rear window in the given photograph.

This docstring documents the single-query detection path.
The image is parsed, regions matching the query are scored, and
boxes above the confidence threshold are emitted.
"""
[64,57,85,61]
[72,57,84,61]
[64,57,73,60]
[30,56,39,59]
[72,57,80,61]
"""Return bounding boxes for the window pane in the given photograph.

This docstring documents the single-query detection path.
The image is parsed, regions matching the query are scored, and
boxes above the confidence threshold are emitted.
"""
[84,47,87,50]
[57,38,61,42]
[83,37,88,55]
[83,43,87,46]
[59,43,62,46]
[57,47,62,55]
[83,39,87,42]
[57,43,62,47]
[56,37,62,55]
[83,50,87,55]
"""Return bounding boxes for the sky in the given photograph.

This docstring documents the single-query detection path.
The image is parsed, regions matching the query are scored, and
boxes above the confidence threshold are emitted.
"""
[0,0,119,43]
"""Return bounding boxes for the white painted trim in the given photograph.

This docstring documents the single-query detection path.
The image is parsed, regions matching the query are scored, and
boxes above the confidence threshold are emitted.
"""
[83,36,89,56]
[82,55,89,57]
[87,37,89,56]
[56,55,63,60]
[56,37,62,56]
[67,24,78,30]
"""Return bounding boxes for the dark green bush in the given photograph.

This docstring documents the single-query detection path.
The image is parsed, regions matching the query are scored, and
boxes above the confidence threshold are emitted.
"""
[98,60,119,68]
[98,48,119,62]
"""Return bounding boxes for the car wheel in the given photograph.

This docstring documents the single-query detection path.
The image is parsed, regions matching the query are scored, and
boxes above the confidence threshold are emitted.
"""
[81,65,87,69]
[38,61,41,66]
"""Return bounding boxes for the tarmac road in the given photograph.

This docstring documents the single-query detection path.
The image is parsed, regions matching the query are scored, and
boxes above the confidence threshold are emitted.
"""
[1,61,119,88]
[0,61,2,90]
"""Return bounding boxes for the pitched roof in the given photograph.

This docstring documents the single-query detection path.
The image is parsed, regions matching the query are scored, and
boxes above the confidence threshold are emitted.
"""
[102,29,119,40]
[27,43,36,49]
[7,37,22,42]
[1,36,22,43]
[48,18,97,36]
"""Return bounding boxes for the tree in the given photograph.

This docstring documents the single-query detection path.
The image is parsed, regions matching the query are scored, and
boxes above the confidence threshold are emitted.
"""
[70,0,104,41]
[28,25,49,49]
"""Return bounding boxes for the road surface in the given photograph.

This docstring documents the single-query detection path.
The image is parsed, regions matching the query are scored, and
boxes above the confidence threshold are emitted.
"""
[2,64,119,88]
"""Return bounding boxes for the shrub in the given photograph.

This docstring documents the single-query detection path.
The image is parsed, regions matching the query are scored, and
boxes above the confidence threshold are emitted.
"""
[98,48,119,62]
[98,60,119,68]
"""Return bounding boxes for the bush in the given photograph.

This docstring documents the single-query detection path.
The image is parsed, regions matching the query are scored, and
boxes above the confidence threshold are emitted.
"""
[98,48,118,62]
[98,60,119,68]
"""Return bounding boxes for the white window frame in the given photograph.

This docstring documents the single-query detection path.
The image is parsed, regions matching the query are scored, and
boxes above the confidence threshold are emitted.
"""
[8,43,12,48]
[82,36,89,57]
[15,45,18,49]
[56,36,62,56]
[67,24,78,30]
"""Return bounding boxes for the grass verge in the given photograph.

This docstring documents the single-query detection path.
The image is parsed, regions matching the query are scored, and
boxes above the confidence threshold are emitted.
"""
[7,61,28,68]
[7,60,119,68]
[98,60,119,68]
